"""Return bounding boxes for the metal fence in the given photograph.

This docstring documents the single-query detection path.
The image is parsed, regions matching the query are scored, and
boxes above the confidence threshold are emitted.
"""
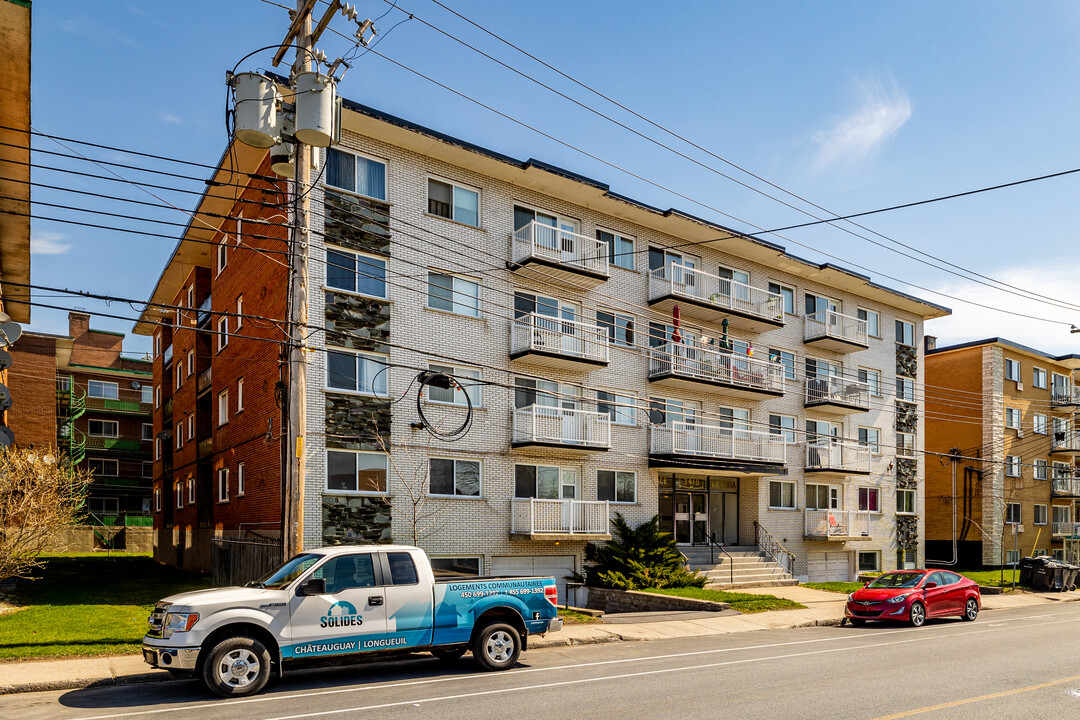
[211,537,283,588]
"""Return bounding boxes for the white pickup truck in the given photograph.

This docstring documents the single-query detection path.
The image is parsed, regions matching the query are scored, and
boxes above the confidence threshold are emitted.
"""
[142,545,563,697]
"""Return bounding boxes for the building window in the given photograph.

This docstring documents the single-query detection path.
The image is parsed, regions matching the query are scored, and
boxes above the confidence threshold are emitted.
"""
[1034,460,1048,480]
[895,320,915,347]
[1033,367,1047,389]
[427,272,480,317]
[1005,407,1021,429]
[236,295,243,329]
[186,350,194,377]
[857,309,880,337]
[326,148,387,200]
[237,377,244,412]
[154,487,161,512]
[327,349,389,397]
[426,364,481,406]
[217,316,229,351]
[218,390,229,426]
[427,177,479,226]
[155,437,161,460]
[327,450,388,493]
[597,391,636,426]
[767,283,795,315]
[858,427,881,455]
[175,482,183,509]
[141,385,153,404]
[188,476,195,505]
[1034,413,1048,434]
[597,470,636,503]
[514,464,579,499]
[896,376,915,403]
[897,549,916,570]
[1034,504,1047,525]
[1005,455,1022,477]
[1005,358,1020,382]
[87,458,119,477]
[769,480,796,509]
[217,468,229,503]
[1006,502,1021,524]
[430,557,481,578]
[187,414,194,441]
[769,414,797,443]
[853,368,880,397]
[858,487,880,513]
[326,247,387,298]
[155,384,161,408]
[597,309,635,347]
[805,483,838,511]
[142,461,153,478]
[428,458,481,497]
[176,367,183,390]
[176,422,183,449]
[87,380,119,400]
[858,551,880,573]
[234,462,245,497]
[896,489,916,515]
[597,229,635,270]
[1006,549,1020,566]
[1053,504,1071,527]
[142,423,153,441]
[88,419,118,437]
[767,348,796,380]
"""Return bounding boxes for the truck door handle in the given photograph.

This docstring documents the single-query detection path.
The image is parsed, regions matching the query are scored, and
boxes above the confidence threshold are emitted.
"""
[369,596,384,606]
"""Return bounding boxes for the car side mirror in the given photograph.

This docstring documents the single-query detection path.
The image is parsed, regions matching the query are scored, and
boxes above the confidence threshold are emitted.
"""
[300,578,326,596]
[924,582,937,589]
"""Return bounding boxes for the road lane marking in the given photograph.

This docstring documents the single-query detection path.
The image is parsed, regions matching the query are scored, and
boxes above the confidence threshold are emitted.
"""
[868,673,1080,719]
[66,608,1080,720]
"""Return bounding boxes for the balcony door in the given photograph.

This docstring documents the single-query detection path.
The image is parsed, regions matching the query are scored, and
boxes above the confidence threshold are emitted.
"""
[806,420,840,466]
[805,293,839,324]
[717,266,750,304]
[515,293,582,356]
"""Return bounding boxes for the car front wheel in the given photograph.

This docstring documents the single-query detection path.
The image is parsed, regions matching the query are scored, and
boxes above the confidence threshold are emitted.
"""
[909,601,926,628]
[961,598,979,621]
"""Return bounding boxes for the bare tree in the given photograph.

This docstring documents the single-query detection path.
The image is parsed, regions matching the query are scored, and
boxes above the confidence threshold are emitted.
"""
[0,447,90,580]
[372,428,453,546]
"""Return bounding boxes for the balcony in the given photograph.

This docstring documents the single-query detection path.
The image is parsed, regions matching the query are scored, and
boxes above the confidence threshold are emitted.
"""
[804,310,869,352]
[1052,472,1080,497]
[804,440,872,475]
[805,510,873,541]
[196,296,212,328]
[162,344,173,367]
[648,264,784,332]
[197,438,213,458]
[510,498,611,540]
[649,422,788,475]
[512,405,610,452]
[84,437,143,452]
[1052,430,1080,455]
[196,367,213,395]
[510,221,609,289]
[648,343,785,399]
[1052,386,1080,408]
[163,398,173,421]
[510,313,609,370]
[804,376,871,415]
[84,396,154,415]
[1052,521,1076,538]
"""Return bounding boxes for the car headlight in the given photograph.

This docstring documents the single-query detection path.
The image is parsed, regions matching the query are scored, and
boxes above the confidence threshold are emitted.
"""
[163,612,199,638]
[847,594,855,602]
[885,594,911,604]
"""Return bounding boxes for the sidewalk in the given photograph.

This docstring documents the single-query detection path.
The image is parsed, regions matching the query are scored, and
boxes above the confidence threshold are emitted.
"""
[2,587,1077,695]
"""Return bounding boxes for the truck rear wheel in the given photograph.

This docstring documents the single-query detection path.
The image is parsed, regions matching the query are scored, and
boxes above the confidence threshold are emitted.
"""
[201,636,272,698]
[472,623,521,671]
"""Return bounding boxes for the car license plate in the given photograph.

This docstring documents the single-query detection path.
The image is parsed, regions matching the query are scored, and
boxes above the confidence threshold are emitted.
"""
[143,649,157,665]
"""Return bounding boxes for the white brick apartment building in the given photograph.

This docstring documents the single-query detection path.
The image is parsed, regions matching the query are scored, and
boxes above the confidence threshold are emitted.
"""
[297,99,949,589]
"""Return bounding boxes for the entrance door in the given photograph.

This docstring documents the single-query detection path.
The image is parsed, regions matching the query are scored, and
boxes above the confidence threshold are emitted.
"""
[558,302,583,356]
[709,491,739,545]
[674,493,692,544]
[691,494,709,545]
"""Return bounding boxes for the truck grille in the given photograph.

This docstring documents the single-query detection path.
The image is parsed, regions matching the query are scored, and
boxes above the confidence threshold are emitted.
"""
[146,601,169,638]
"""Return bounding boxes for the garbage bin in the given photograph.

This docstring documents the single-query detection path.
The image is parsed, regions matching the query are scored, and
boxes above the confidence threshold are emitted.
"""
[1029,557,1055,592]
[1018,556,1040,586]
[1059,564,1078,592]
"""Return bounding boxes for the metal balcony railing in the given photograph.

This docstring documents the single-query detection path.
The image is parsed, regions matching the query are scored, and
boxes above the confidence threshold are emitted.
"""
[162,344,173,366]
[1051,386,1080,407]
[650,422,788,463]
[804,309,868,346]
[1052,430,1080,452]
[197,296,213,327]
[511,313,609,364]
[197,367,213,393]
[511,221,609,277]
[805,376,870,409]
[512,405,610,449]
[648,263,784,323]
[1053,521,1074,537]
[1052,476,1080,496]
[805,440,872,473]
[510,498,611,536]
[805,509,873,539]
[649,342,785,394]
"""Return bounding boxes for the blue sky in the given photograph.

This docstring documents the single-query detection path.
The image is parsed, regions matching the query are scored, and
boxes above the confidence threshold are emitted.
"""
[23,1,1080,354]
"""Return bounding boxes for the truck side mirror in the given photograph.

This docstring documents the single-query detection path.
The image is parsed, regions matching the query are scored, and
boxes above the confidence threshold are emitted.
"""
[300,578,326,596]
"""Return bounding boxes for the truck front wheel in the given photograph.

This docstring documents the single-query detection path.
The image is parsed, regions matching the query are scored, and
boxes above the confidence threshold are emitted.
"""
[201,636,272,698]
[472,623,521,671]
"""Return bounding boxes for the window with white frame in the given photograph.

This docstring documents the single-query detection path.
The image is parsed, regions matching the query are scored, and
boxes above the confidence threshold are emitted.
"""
[88,419,118,437]
[597,309,635,348]
[175,422,183,449]
[218,390,228,426]
[857,308,880,337]
[858,551,880,572]
[1033,367,1047,389]
[769,480,796,509]
[1006,502,1021,524]
[217,316,228,351]
[858,368,882,396]
[1006,455,1022,477]
[427,272,480,317]
[858,487,881,512]
[895,320,915,347]
[326,148,387,200]
[327,349,389,397]
[767,348,797,380]
[1034,504,1047,525]
[142,423,153,441]
[769,414,797,443]
[597,390,636,426]
[1006,549,1020,566]
[327,450,388,493]
[88,458,118,477]
[155,437,161,460]
[237,462,245,496]
[176,367,183,390]
[858,427,881,454]
[427,177,479,226]
[154,334,161,358]
[428,457,481,497]
[155,384,161,407]
[896,376,915,403]
[1034,413,1048,434]
[1005,358,1021,382]
[326,247,387,298]
[897,432,915,457]
[1005,407,1022,429]
[767,283,795,315]
[87,380,119,399]
[514,464,579,500]
[217,468,229,503]
[187,476,195,504]
[186,350,194,377]
[427,364,481,406]
[217,238,227,275]
[175,481,183,509]
[237,377,244,411]
[154,487,161,512]
[896,488,916,515]
[1034,459,1048,480]
[236,295,243,329]
[1053,504,1071,527]
[805,483,839,511]
[597,469,636,503]
[141,385,153,404]
[597,229,635,270]
[187,414,194,441]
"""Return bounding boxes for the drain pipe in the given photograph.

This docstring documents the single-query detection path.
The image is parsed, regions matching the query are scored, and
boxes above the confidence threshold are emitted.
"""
[927,448,960,566]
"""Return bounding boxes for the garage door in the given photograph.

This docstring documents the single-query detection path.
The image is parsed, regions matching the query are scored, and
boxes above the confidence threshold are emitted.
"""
[491,555,576,599]
[807,552,851,582]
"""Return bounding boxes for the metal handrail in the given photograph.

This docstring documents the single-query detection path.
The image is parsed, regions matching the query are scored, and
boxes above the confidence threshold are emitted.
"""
[754,520,795,575]
[708,533,734,586]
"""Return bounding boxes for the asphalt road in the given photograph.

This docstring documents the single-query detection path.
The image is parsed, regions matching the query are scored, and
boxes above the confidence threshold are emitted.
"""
[5,602,1080,720]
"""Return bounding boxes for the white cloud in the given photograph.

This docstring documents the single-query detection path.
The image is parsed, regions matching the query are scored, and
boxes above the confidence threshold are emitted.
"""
[30,231,71,256]
[159,112,182,125]
[809,76,911,174]
[923,263,1080,356]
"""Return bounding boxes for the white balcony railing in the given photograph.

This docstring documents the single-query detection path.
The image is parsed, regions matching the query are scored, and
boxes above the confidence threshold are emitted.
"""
[1053,521,1074,537]
[805,440,872,473]
[648,264,784,323]
[511,313,609,364]
[1052,430,1080,452]
[805,376,870,409]
[512,221,609,277]
[1052,477,1080,496]
[512,405,610,449]
[1051,386,1080,407]
[805,509,873,539]
[650,422,788,464]
[511,498,611,536]
[649,342,786,394]
[804,309,868,346]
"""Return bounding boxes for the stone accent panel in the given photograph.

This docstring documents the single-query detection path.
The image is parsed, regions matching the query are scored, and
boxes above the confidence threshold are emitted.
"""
[322,495,393,545]
[896,344,918,378]
[324,392,390,452]
[897,515,918,550]
[896,458,917,489]
[895,401,918,433]
[324,292,390,351]
[324,190,391,256]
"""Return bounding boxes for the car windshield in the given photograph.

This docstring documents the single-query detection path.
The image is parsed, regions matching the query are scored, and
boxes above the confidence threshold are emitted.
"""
[867,572,925,589]
[250,553,321,589]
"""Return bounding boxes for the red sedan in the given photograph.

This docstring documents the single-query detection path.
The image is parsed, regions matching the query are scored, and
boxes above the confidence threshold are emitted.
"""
[844,570,981,627]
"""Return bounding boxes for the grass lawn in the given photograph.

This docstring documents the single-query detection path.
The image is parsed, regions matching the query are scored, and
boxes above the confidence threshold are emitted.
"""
[643,587,805,614]
[803,582,863,595]
[0,554,210,661]
[558,608,603,625]
[943,569,1027,589]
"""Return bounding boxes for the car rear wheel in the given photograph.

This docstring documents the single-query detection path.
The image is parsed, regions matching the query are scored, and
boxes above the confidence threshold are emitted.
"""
[909,601,926,628]
[961,597,978,621]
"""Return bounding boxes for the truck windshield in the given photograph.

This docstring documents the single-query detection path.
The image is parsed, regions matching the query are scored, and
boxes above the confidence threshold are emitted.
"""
[251,554,321,589]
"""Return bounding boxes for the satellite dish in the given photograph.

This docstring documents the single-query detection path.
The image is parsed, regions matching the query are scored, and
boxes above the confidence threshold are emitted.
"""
[0,322,22,347]
[132,381,142,390]
[0,384,10,413]
[0,349,11,372]
[0,427,13,450]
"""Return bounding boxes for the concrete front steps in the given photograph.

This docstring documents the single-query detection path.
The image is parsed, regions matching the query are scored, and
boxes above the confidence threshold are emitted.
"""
[681,545,798,590]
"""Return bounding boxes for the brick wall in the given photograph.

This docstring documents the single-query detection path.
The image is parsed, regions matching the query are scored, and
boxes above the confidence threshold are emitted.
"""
[6,332,58,449]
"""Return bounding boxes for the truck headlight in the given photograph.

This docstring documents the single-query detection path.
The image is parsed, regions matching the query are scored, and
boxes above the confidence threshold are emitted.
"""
[163,612,199,638]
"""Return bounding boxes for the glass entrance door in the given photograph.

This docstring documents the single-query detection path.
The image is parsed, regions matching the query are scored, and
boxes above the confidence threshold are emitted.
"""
[674,493,691,544]
[691,494,708,545]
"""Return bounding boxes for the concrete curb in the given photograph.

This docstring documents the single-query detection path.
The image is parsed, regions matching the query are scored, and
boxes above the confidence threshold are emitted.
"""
[0,671,170,696]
